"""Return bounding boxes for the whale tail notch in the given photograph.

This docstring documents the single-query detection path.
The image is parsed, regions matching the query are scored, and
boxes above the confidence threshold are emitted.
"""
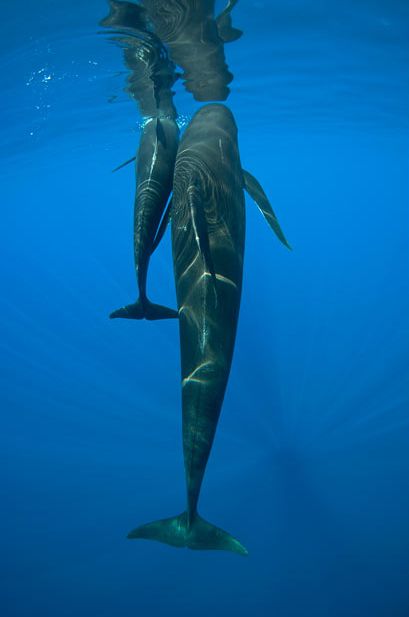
[109,298,178,320]
[127,511,248,556]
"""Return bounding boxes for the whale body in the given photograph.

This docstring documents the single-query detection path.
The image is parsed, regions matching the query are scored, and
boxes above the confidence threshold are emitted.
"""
[101,0,180,320]
[127,104,290,554]
[110,117,180,320]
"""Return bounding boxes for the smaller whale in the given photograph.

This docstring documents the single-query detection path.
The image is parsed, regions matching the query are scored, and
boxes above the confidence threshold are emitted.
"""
[127,104,290,555]
[110,117,179,320]
[101,0,180,320]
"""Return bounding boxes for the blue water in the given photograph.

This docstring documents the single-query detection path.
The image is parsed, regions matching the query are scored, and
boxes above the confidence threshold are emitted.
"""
[1,1,409,616]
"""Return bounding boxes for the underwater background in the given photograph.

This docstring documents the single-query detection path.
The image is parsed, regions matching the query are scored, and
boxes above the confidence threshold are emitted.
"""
[1,1,409,616]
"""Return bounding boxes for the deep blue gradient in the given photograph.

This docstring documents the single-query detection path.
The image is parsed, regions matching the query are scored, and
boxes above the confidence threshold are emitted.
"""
[1,1,409,616]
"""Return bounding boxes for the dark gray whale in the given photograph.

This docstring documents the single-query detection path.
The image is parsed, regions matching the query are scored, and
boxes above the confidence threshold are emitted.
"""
[127,104,290,554]
[101,0,180,320]
[109,116,180,320]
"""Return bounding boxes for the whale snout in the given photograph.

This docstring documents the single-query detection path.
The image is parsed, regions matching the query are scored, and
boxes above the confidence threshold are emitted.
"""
[194,103,237,132]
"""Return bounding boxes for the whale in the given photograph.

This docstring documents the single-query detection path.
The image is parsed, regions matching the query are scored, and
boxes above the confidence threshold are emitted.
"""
[101,0,180,320]
[109,116,180,320]
[127,104,290,554]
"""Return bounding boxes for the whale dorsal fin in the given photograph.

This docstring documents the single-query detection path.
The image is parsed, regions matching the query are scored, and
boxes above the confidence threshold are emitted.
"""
[151,198,172,254]
[216,0,243,43]
[243,169,292,250]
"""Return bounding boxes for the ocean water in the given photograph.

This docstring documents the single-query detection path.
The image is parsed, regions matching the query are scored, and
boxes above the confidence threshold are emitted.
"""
[1,1,409,616]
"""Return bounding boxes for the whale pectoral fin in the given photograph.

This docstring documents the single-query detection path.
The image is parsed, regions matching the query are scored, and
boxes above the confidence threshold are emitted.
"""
[188,189,218,296]
[112,119,168,174]
[216,0,243,42]
[128,511,248,556]
[151,198,172,255]
[112,155,136,173]
[243,169,292,250]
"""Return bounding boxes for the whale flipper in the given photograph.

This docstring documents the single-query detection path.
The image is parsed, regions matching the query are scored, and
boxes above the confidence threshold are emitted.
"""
[216,0,243,43]
[110,298,178,320]
[110,120,168,175]
[112,155,136,173]
[188,188,218,296]
[128,511,248,556]
[151,198,172,255]
[243,169,292,249]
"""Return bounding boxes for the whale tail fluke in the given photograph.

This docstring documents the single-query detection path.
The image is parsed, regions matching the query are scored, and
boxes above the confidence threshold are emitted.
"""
[109,298,178,320]
[109,299,144,320]
[144,300,178,320]
[127,511,248,556]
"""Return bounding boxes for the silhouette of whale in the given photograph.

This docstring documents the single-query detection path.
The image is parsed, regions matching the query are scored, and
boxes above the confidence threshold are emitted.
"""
[127,104,290,554]
[101,0,180,319]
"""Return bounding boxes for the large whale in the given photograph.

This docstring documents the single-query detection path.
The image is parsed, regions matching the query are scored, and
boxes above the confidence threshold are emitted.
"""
[128,104,290,554]
[101,0,180,320]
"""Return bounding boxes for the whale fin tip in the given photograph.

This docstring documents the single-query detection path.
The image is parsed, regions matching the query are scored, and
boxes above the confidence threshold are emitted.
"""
[243,169,291,250]
[112,155,136,173]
